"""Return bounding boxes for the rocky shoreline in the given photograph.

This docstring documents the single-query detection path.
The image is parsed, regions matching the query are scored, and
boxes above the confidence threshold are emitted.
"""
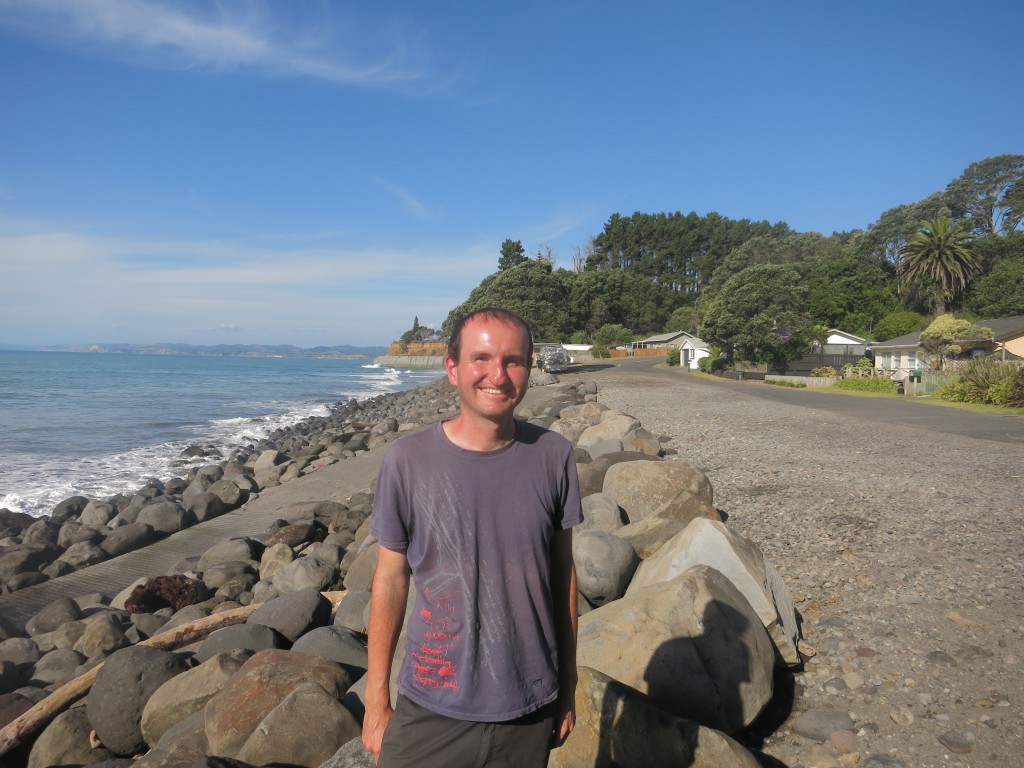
[0,371,810,767]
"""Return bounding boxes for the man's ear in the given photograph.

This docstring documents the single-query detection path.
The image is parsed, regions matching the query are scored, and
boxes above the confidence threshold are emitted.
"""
[445,355,458,386]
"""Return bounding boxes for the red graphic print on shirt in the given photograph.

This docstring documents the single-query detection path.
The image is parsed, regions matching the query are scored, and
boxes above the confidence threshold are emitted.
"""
[409,585,460,692]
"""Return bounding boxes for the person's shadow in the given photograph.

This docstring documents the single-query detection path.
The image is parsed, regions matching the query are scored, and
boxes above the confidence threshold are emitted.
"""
[590,599,794,767]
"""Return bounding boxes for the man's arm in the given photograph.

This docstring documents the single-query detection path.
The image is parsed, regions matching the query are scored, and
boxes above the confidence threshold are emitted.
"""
[550,528,578,747]
[362,545,411,762]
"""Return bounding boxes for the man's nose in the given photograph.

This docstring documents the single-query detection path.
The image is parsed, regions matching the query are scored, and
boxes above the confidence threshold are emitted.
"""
[489,361,509,383]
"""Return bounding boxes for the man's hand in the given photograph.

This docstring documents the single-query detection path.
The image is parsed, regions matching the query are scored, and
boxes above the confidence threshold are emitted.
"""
[362,703,394,763]
[553,692,576,747]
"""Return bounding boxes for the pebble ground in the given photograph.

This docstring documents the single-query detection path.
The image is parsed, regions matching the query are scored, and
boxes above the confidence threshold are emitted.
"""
[567,362,1024,768]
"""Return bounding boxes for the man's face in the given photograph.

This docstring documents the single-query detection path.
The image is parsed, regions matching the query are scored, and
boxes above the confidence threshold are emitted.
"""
[446,316,531,425]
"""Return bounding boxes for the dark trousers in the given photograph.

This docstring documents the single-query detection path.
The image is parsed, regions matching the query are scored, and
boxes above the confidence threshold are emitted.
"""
[378,694,557,768]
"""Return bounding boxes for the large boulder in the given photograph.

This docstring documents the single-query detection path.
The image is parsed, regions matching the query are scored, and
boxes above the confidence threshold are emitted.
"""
[291,626,368,679]
[25,596,81,637]
[620,426,663,456]
[80,501,117,528]
[271,557,336,594]
[198,538,265,573]
[549,666,758,768]
[602,460,713,523]
[575,452,659,498]
[613,489,721,559]
[195,624,287,663]
[577,412,642,449]
[100,522,157,557]
[137,501,195,536]
[72,612,130,660]
[186,492,229,523]
[141,649,252,748]
[576,565,774,734]
[56,541,109,570]
[203,649,351,757]
[87,646,190,755]
[577,493,625,534]
[28,706,114,768]
[246,587,332,643]
[573,530,639,606]
[133,710,208,768]
[628,518,800,667]
[235,681,361,767]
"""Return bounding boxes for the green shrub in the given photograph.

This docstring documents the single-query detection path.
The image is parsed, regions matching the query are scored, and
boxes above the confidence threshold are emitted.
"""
[833,377,898,394]
[591,342,610,359]
[666,348,681,367]
[810,366,837,377]
[765,379,807,388]
[939,359,1024,407]
[698,356,714,373]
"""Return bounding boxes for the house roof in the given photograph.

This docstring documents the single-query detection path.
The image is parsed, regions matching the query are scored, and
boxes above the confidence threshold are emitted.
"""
[870,314,1024,350]
[681,336,710,350]
[870,330,922,350]
[979,314,1024,341]
[826,329,867,344]
[635,330,694,344]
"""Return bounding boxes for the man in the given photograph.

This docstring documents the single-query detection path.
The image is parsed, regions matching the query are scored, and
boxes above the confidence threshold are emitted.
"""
[362,307,582,767]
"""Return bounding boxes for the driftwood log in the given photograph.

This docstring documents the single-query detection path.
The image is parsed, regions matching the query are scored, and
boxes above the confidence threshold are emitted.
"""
[0,590,348,758]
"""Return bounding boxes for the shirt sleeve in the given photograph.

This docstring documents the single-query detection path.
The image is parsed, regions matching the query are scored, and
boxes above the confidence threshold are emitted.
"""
[556,446,584,531]
[370,442,412,549]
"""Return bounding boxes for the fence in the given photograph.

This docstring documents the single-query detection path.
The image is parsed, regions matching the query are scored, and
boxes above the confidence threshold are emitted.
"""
[765,375,838,387]
[609,347,666,359]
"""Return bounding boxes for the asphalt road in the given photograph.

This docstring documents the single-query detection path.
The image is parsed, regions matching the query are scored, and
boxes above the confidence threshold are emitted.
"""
[564,358,1024,445]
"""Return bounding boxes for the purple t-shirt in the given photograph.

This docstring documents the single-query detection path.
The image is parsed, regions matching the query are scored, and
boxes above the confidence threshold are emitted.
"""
[370,420,583,722]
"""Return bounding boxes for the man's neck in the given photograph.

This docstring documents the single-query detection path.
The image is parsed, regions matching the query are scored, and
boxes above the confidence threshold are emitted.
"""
[442,412,517,452]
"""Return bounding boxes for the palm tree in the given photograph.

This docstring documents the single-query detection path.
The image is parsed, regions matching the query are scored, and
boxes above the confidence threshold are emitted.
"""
[897,216,980,314]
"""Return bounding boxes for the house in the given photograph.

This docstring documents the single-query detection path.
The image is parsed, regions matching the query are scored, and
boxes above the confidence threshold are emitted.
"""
[816,330,869,354]
[871,314,1024,377]
[869,331,927,378]
[679,336,711,370]
[767,328,868,375]
[628,331,695,351]
[623,330,711,368]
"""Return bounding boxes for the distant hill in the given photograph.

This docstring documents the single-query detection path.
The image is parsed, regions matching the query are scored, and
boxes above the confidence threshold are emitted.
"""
[4,342,387,358]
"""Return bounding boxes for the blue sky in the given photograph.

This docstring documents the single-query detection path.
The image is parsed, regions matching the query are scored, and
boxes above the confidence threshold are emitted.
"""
[2,0,1021,347]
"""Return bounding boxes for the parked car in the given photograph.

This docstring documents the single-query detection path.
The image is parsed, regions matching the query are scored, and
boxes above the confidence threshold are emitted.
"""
[536,345,570,372]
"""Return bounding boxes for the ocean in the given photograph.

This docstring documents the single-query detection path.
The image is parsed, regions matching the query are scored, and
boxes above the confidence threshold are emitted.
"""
[0,350,444,518]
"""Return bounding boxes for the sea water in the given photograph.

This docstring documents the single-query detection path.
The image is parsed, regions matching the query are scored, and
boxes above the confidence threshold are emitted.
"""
[0,351,443,517]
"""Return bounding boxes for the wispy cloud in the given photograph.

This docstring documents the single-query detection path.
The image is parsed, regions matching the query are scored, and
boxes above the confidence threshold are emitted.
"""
[368,175,433,220]
[0,0,435,87]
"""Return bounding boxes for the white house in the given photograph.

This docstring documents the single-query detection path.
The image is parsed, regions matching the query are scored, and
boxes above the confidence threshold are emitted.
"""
[679,336,712,370]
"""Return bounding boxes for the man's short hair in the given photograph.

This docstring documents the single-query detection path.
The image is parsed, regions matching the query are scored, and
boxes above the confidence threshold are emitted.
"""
[447,307,534,368]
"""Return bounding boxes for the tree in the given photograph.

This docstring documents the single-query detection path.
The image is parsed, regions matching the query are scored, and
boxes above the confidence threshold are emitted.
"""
[497,239,527,271]
[593,323,634,349]
[918,315,992,371]
[945,154,1024,235]
[897,216,980,314]
[872,311,928,342]
[699,264,815,372]
[442,260,569,342]
[857,192,948,268]
[965,257,1024,319]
